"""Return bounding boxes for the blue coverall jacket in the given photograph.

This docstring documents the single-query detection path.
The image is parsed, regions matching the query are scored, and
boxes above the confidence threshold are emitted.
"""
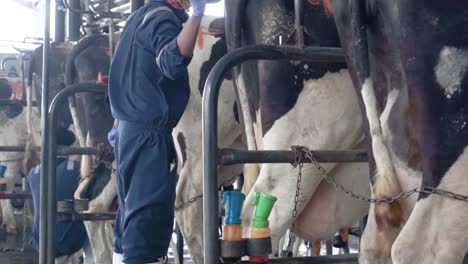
[29,157,87,258]
[108,0,190,263]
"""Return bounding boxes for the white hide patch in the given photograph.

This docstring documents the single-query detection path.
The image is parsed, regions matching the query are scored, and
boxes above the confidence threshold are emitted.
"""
[242,69,367,250]
[392,147,468,264]
[435,46,468,99]
[361,79,395,178]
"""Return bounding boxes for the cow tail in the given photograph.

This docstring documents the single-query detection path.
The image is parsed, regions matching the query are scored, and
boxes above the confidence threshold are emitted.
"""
[361,79,404,257]
[373,156,404,257]
[22,70,39,175]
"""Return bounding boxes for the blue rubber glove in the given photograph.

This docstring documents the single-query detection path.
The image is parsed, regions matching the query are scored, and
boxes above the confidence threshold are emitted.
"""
[190,0,206,17]
[107,125,117,147]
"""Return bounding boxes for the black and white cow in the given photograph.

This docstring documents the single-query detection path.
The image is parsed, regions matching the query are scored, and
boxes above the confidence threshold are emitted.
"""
[225,0,370,255]
[0,77,39,234]
[28,38,115,263]
[61,34,116,263]
[0,44,72,234]
[173,15,244,264]
[332,1,468,263]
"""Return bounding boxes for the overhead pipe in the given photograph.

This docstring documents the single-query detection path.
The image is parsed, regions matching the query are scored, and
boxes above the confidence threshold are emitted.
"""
[62,0,93,14]
[88,3,129,19]
[202,45,345,264]
[55,0,66,42]
[39,0,52,262]
[219,149,368,165]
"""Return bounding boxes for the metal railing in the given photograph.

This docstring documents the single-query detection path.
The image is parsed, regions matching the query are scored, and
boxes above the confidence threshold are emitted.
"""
[201,45,368,264]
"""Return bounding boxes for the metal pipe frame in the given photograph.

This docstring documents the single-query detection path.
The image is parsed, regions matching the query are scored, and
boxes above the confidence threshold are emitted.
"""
[0,145,97,155]
[57,212,116,222]
[220,149,367,165]
[0,99,38,107]
[202,45,355,264]
[261,254,358,264]
[39,82,106,264]
[39,0,51,262]
[0,193,32,200]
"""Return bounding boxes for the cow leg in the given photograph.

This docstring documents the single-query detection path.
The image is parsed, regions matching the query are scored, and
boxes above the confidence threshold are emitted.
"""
[83,173,117,264]
[392,148,468,264]
[312,241,321,256]
[175,199,203,264]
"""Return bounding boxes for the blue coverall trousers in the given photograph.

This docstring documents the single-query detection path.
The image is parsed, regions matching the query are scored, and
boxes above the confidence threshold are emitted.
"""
[113,119,176,263]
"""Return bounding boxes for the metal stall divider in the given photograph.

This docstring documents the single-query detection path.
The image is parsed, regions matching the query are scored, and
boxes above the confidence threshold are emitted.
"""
[202,45,368,264]
[39,0,51,262]
[40,83,107,263]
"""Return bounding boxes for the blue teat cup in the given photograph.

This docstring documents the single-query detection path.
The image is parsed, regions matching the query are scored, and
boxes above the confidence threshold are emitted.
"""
[223,191,245,224]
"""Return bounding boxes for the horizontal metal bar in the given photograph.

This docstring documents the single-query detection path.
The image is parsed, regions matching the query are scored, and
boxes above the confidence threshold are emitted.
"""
[240,254,358,264]
[0,99,38,107]
[57,212,116,222]
[219,149,368,165]
[0,192,31,199]
[0,146,97,155]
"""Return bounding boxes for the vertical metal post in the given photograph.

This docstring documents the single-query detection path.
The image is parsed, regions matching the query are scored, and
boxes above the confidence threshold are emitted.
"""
[46,101,58,264]
[55,0,66,42]
[83,0,94,36]
[107,0,115,61]
[68,0,81,41]
[39,0,51,263]
[47,83,107,264]
[202,51,222,264]
[294,0,304,48]
[20,54,26,102]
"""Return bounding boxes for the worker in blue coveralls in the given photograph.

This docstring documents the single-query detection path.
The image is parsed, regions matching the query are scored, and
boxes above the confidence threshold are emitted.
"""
[28,128,94,264]
[107,0,206,262]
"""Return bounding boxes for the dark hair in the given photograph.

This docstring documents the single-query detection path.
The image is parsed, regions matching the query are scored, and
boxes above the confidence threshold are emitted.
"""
[56,127,76,147]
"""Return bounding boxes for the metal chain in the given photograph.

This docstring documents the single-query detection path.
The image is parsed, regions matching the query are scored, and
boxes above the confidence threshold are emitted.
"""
[285,148,304,256]
[291,145,468,204]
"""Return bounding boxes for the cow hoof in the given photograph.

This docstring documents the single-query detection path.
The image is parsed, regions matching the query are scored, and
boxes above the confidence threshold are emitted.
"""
[332,234,346,248]
[348,227,362,237]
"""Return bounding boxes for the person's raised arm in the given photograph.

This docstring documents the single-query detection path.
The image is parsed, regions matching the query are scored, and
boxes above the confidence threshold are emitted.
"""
[152,0,206,79]
[176,15,203,57]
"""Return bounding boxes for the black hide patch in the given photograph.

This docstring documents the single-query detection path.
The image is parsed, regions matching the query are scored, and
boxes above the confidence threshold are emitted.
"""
[79,164,112,200]
[198,18,232,96]
[176,132,187,168]
[233,102,240,123]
